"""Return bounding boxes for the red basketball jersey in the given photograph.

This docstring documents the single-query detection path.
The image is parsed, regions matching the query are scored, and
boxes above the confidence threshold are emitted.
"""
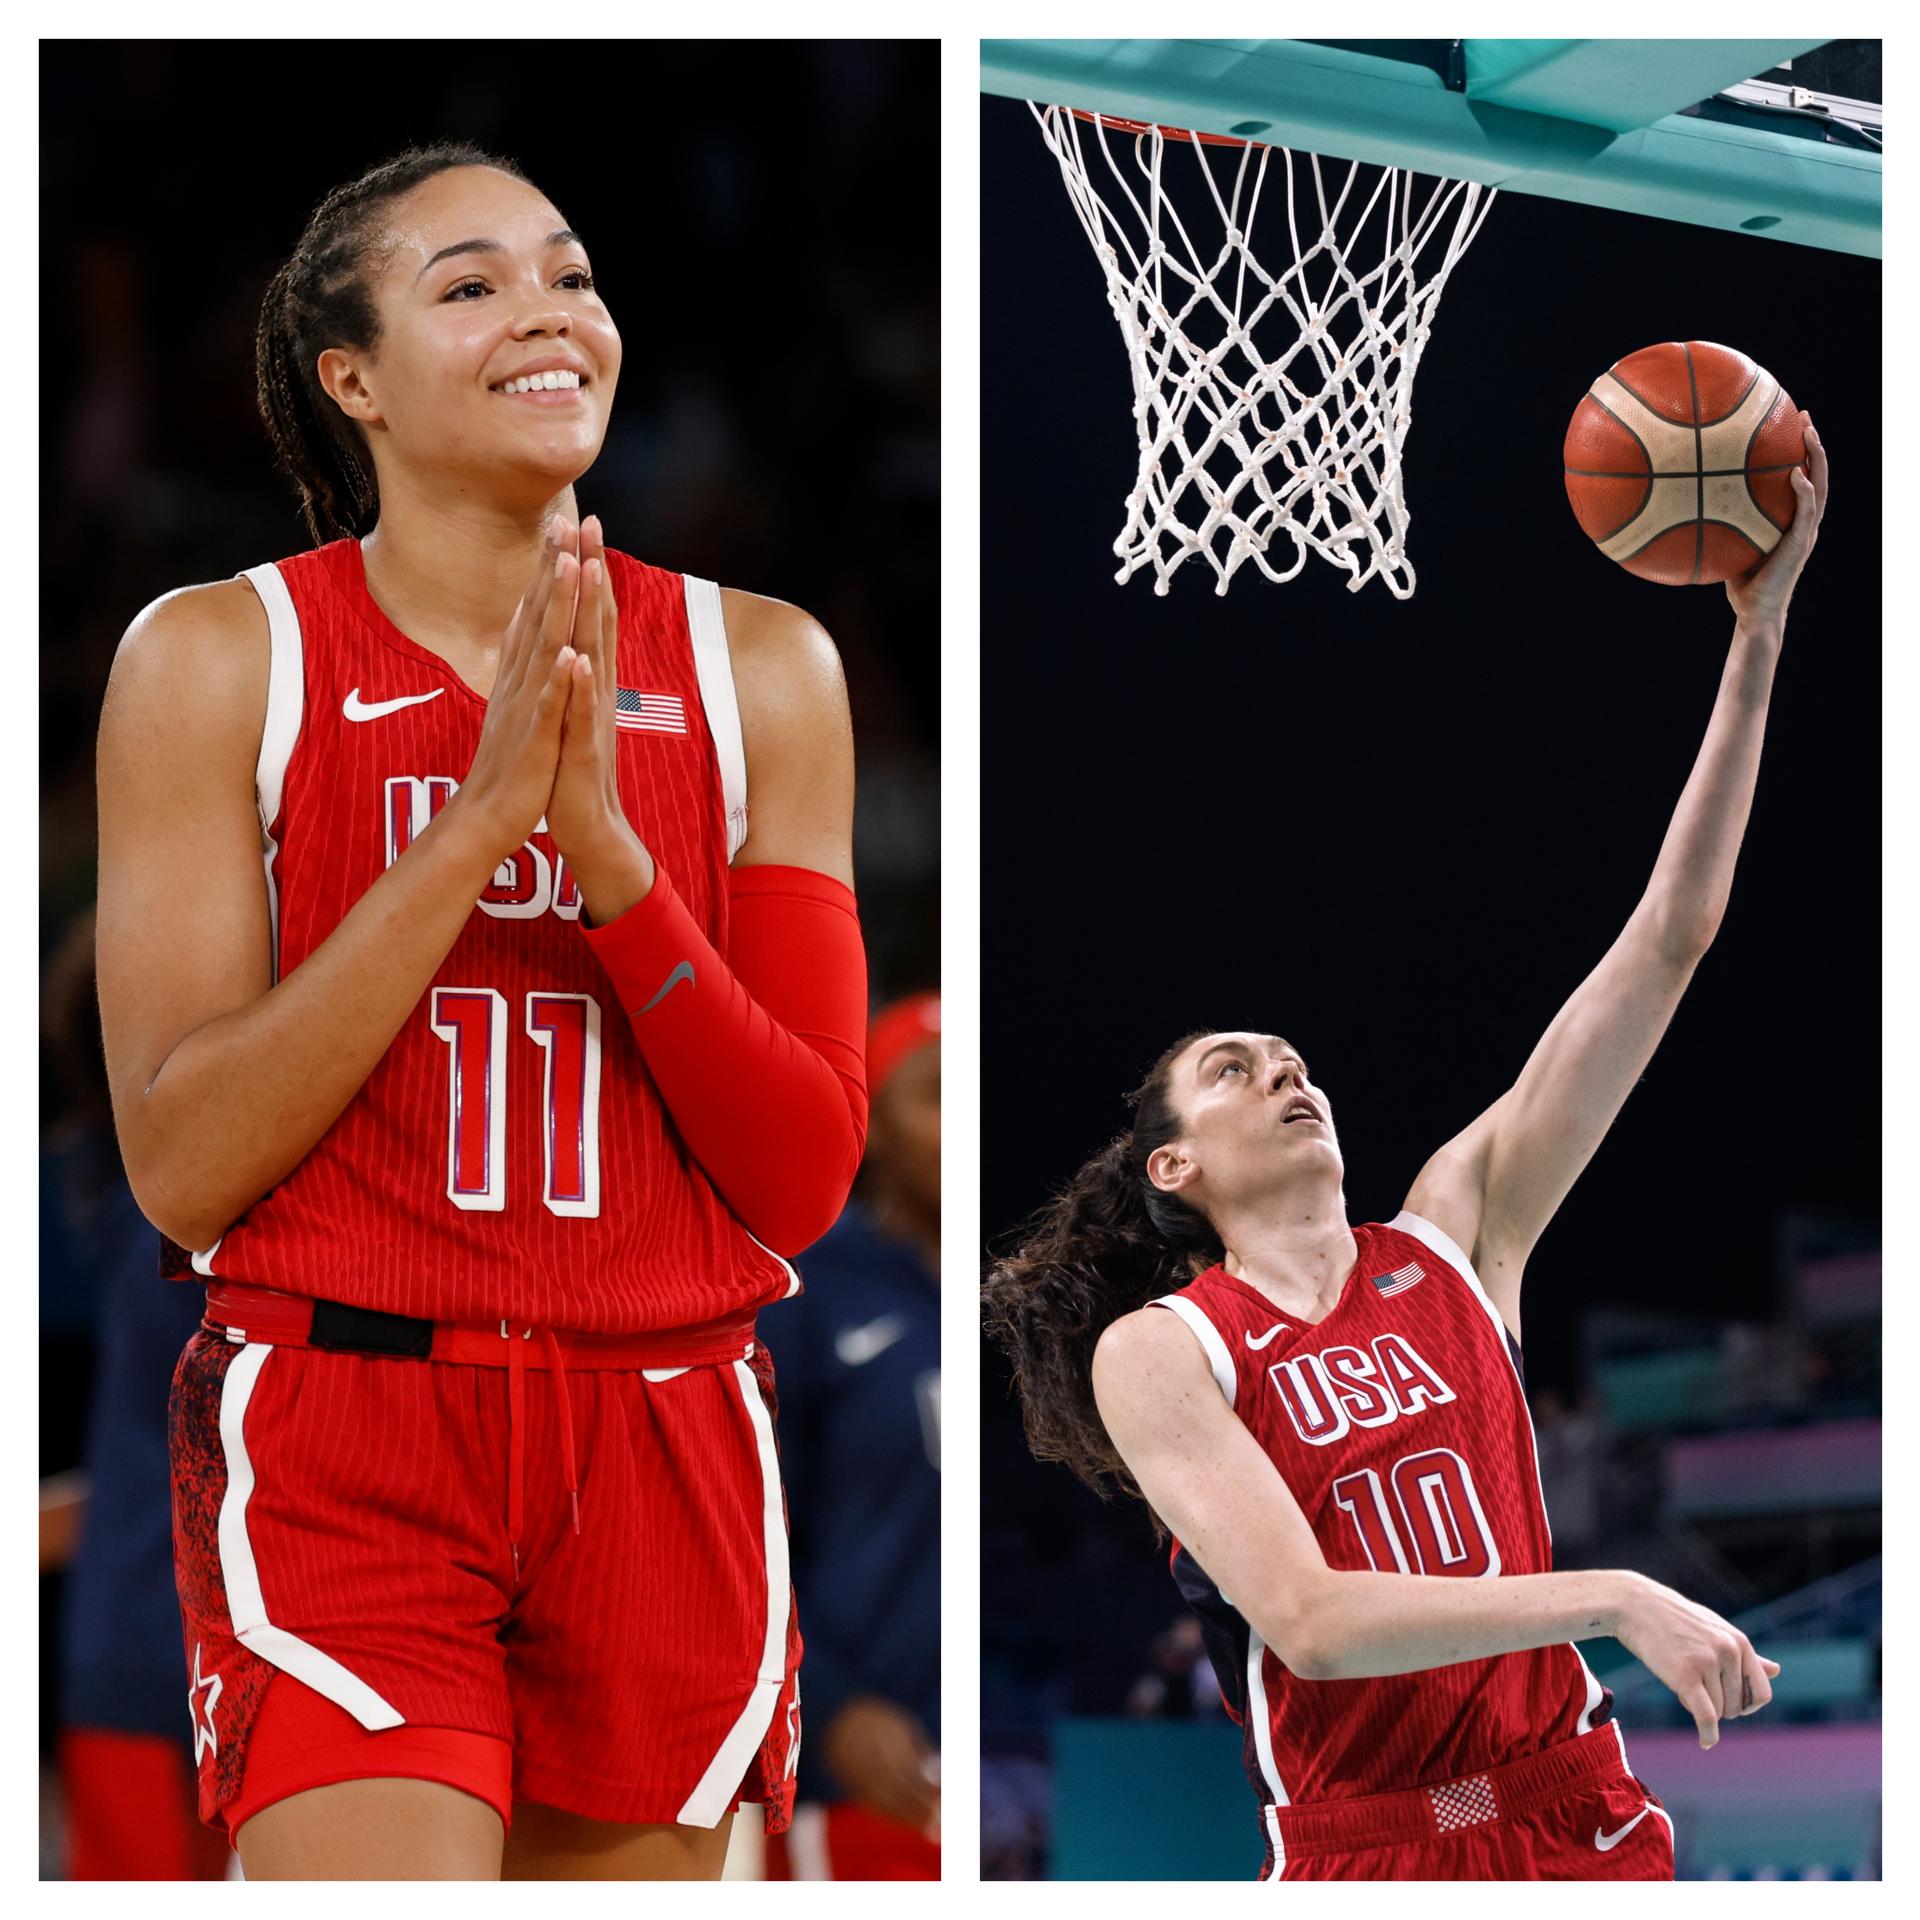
[182,538,796,1334]
[1151,1213,1611,1852]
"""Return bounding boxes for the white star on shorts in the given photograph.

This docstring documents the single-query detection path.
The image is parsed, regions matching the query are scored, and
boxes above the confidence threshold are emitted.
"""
[188,1643,223,1764]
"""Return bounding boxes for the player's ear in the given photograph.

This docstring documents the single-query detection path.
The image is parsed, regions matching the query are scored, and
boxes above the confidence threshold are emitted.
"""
[1146,1142,1193,1195]
[315,346,382,428]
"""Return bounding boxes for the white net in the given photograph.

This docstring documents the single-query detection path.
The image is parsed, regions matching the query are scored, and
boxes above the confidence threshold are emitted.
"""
[1034,105,1496,598]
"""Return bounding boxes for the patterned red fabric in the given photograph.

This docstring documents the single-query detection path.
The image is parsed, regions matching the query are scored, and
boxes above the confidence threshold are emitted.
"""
[190,538,792,1333]
[1271,1725,1675,1881]
[1153,1215,1614,1872]
[169,1328,801,1834]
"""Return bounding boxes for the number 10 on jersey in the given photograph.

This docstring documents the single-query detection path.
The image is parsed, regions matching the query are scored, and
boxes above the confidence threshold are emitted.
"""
[429,987,603,1216]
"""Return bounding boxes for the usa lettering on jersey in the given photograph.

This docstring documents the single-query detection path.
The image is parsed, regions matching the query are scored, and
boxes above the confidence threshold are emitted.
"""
[1156,1218,1614,1822]
[385,776,583,921]
[187,539,795,1335]
[1269,1333,1457,1446]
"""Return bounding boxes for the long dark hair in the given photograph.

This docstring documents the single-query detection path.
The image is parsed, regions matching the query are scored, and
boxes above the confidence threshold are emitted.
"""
[982,1032,1225,1504]
[255,142,533,546]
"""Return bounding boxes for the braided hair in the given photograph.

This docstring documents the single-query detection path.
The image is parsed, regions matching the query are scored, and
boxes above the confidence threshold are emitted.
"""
[255,142,533,546]
[981,1031,1226,1504]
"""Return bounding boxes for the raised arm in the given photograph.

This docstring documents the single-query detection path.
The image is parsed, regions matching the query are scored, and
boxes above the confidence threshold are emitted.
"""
[1092,1308,1779,1747]
[97,542,578,1251]
[1405,418,1827,1331]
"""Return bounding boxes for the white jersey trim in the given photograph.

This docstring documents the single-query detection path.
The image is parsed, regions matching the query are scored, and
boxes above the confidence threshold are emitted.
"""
[193,570,300,1277]
[677,1357,790,1825]
[684,574,750,863]
[1574,1643,1609,1737]
[238,561,305,983]
[1397,1213,1559,1543]
[1387,1209,1482,1291]
[744,1225,802,1300]
[1247,1626,1290,1808]
[215,1344,405,1730]
[1149,1294,1237,1409]
[1390,1211,1608,1732]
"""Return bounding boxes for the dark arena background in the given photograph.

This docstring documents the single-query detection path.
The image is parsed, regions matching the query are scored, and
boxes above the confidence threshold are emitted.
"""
[38,40,937,1878]
[980,58,1880,1882]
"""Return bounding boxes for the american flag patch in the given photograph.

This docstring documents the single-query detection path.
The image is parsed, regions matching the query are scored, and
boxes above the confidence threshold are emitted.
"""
[1371,1261,1424,1297]
[615,687,688,735]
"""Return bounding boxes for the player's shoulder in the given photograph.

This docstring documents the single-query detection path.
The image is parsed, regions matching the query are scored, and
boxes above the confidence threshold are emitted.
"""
[1093,1297,1220,1389]
[103,577,270,749]
[118,575,268,664]
[718,586,845,701]
[1093,1300,1244,1445]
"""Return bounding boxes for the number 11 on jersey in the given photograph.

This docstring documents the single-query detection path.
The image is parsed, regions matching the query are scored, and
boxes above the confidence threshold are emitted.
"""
[430,986,603,1216]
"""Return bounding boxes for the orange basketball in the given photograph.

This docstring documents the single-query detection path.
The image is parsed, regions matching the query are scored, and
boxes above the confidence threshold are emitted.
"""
[1563,341,1808,586]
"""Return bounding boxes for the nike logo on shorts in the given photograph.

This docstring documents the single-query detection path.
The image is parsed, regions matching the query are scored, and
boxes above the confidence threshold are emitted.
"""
[1246,1323,1287,1350]
[1594,1806,1654,1851]
[638,960,695,1014]
[343,686,445,721]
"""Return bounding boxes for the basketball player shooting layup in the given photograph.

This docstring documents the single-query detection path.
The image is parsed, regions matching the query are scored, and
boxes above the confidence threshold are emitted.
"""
[95,147,866,1880]
[986,420,1827,1881]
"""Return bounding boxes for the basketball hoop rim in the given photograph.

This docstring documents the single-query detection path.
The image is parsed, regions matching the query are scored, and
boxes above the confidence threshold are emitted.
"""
[1067,107,1266,151]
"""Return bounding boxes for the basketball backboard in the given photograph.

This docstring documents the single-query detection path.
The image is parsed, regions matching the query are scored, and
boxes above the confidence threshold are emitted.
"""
[982,39,1878,596]
[981,39,1880,256]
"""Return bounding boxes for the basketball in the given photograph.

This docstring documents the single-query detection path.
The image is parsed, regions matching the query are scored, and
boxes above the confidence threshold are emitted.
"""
[1563,341,1809,586]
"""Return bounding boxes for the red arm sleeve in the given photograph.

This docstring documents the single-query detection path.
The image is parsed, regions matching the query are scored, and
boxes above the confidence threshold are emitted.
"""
[579,862,868,1256]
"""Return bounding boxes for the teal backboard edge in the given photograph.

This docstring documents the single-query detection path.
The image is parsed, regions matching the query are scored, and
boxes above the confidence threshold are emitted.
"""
[981,39,1881,258]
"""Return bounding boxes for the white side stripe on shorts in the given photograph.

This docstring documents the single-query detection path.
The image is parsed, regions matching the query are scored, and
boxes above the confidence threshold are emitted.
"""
[677,1358,790,1826]
[216,1343,404,1730]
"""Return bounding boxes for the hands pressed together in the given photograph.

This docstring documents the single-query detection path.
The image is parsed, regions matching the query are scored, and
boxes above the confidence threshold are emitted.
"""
[456,512,654,923]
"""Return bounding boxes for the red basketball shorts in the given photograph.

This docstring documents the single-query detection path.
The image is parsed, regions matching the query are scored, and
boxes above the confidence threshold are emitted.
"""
[168,1308,801,1843]
[1267,1725,1675,1881]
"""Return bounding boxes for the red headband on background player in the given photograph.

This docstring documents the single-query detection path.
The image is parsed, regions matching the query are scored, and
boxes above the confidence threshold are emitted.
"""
[868,992,940,1097]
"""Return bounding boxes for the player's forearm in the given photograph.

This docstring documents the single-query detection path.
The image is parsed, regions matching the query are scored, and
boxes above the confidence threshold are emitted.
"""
[581,861,869,1254]
[1288,1564,1631,1682]
[122,797,505,1250]
[1639,622,1783,959]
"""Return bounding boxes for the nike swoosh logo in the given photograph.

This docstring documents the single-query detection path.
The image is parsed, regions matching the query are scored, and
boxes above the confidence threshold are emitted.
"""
[1594,1806,1654,1851]
[343,686,445,721]
[1245,1323,1288,1350]
[836,1316,908,1366]
[637,960,695,1014]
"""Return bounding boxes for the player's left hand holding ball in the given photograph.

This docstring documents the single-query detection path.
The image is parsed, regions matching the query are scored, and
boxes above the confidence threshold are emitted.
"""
[545,514,657,921]
[1724,414,1827,632]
